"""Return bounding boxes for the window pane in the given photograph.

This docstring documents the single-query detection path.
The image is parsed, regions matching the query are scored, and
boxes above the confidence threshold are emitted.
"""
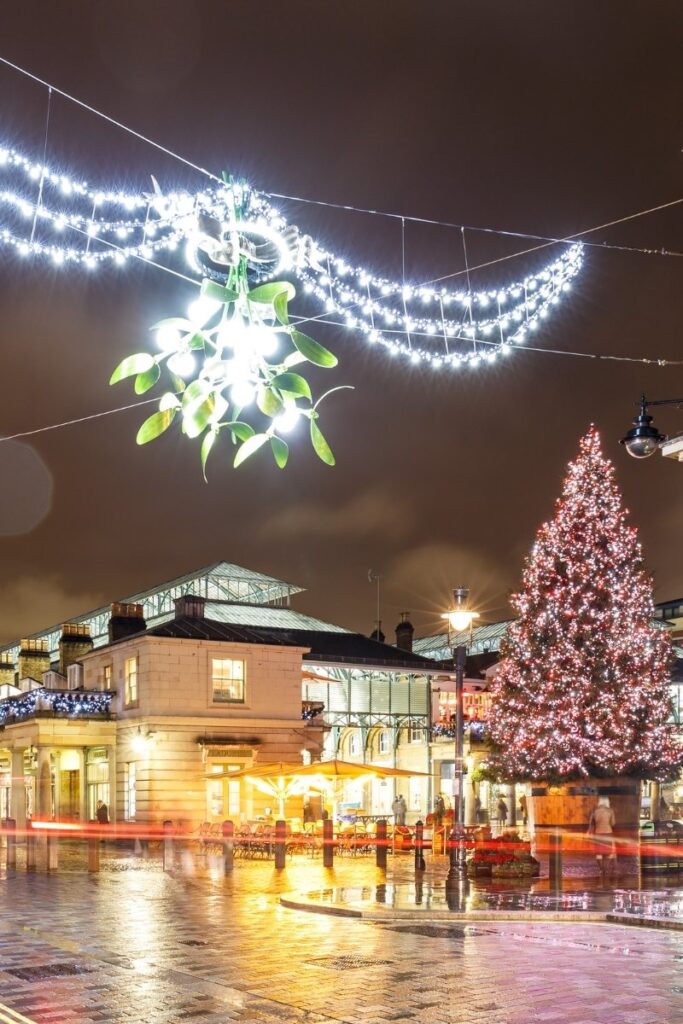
[212,658,245,703]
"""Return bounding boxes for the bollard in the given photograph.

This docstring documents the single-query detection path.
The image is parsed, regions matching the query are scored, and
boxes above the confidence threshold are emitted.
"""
[414,820,426,873]
[4,818,16,870]
[322,818,334,868]
[26,830,36,872]
[375,819,387,871]
[274,819,287,870]
[549,828,562,887]
[222,820,234,874]
[46,831,58,872]
[87,837,100,873]
[162,820,174,872]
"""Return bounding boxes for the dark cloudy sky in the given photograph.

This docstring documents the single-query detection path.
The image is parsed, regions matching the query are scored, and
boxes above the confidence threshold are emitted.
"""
[0,1,681,644]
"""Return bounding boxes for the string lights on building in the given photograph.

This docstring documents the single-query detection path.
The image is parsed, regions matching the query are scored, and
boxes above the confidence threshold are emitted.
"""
[0,687,113,725]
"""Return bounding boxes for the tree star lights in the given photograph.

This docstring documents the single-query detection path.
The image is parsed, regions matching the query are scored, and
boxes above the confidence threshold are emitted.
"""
[487,426,683,784]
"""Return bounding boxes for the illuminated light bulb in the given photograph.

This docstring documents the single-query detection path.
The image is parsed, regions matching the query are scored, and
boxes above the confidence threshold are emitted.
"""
[51,251,64,265]
[273,408,300,433]
[187,297,221,325]
[168,351,196,378]
[250,325,278,356]
[230,381,255,407]
[156,325,182,352]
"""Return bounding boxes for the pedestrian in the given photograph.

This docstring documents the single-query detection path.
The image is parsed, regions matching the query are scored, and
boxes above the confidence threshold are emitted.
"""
[434,793,445,826]
[96,800,109,824]
[474,794,482,823]
[497,796,508,824]
[519,793,528,826]
[392,794,406,826]
[303,798,313,824]
[587,796,616,874]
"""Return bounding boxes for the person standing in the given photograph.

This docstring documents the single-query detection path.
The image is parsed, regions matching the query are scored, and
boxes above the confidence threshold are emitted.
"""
[434,793,446,826]
[392,794,407,826]
[96,800,109,824]
[497,796,508,825]
[519,793,528,827]
[588,796,616,874]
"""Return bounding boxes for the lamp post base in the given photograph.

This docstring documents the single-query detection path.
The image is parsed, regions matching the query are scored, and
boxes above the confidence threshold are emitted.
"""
[446,826,466,885]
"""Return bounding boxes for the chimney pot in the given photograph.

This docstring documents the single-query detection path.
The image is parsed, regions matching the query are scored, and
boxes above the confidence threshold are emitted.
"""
[108,602,146,644]
[395,612,414,653]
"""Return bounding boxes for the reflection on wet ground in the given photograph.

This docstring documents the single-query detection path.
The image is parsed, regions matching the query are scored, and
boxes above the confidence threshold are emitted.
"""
[296,875,683,920]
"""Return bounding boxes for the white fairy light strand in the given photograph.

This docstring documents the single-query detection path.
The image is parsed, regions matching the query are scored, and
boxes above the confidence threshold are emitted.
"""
[3,138,681,370]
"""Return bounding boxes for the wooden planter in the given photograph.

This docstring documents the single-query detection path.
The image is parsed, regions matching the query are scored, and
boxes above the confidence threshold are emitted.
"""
[529,777,641,863]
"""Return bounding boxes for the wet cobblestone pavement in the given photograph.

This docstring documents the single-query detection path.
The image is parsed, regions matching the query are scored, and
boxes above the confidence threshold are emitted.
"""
[1,851,683,1023]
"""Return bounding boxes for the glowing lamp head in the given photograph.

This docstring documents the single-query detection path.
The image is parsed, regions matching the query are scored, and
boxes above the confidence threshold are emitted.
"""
[442,586,480,633]
[620,397,665,459]
[131,728,153,754]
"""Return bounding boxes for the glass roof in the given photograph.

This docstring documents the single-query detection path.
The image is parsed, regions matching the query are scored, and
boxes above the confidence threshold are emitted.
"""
[413,620,511,661]
[0,560,306,662]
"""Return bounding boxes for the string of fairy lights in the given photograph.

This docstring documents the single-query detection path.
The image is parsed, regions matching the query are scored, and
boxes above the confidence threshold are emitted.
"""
[0,140,585,369]
[0,55,681,455]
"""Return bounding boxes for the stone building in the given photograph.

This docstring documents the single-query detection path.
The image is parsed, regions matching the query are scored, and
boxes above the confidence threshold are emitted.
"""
[0,561,441,829]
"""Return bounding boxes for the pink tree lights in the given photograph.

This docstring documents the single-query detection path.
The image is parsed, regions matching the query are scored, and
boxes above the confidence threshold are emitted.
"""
[488,426,683,783]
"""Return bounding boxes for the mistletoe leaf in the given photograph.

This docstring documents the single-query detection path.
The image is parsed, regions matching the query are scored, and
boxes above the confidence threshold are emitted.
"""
[248,281,295,306]
[110,353,155,385]
[270,435,289,469]
[134,363,161,395]
[257,386,284,418]
[223,421,255,443]
[150,317,194,332]
[201,280,239,304]
[188,331,207,351]
[201,428,219,481]
[270,372,312,400]
[182,379,211,409]
[159,392,181,412]
[234,432,269,467]
[274,291,289,326]
[310,418,335,466]
[136,408,176,445]
[284,350,307,368]
[290,330,338,368]
[184,396,216,439]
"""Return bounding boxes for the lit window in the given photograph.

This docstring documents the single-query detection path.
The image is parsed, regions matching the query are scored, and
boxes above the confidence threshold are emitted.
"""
[103,665,112,692]
[124,657,138,705]
[349,732,360,756]
[212,658,245,703]
[378,730,390,755]
[409,723,425,743]
[124,762,136,819]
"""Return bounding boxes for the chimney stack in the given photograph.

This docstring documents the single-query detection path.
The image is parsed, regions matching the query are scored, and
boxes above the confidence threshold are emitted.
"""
[174,594,206,619]
[18,639,50,682]
[59,623,94,675]
[395,612,414,653]
[108,602,146,643]
[369,621,385,644]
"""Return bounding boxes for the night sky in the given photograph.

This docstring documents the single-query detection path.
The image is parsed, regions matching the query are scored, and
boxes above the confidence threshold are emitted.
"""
[0,1,681,645]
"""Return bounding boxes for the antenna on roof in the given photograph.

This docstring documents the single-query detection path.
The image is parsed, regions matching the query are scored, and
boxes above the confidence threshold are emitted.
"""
[368,570,383,641]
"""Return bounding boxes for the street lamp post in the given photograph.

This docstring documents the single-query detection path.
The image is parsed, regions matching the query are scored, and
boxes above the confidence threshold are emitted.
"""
[442,587,479,883]
[620,394,683,460]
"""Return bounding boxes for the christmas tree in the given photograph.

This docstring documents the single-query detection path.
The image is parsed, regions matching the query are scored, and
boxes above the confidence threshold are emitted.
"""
[488,426,682,783]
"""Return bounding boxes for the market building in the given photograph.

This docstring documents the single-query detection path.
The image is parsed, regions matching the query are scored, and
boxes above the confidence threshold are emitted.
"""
[0,561,441,829]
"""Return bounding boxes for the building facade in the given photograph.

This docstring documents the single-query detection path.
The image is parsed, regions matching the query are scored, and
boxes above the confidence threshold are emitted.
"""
[0,562,442,829]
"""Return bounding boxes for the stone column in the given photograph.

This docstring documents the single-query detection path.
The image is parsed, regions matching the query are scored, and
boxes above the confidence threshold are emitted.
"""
[78,748,88,823]
[650,782,661,823]
[35,747,52,819]
[505,784,516,827]
[10,749,26,830]
[107,745,117,824]
[464,777,478,827]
